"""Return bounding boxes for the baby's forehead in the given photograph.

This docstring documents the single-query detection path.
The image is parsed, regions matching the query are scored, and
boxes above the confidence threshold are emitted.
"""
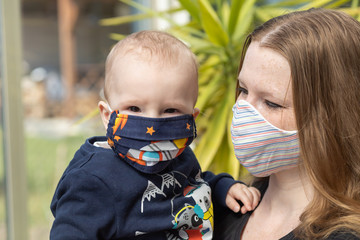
[108,49,197,82]
[107,47,196,81]
[104,32,198,102]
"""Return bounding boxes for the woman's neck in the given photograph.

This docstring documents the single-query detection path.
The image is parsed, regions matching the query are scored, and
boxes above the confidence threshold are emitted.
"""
[262,167,313,213]
[241,167,314,239]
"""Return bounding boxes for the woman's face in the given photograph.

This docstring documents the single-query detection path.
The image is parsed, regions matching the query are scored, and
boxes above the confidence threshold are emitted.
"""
[237,41,296,131]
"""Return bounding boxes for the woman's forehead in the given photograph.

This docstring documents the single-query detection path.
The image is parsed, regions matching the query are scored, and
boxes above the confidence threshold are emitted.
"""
[239,42,292,101]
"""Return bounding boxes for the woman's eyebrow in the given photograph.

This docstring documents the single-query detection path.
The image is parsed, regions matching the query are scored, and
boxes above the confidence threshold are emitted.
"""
[237,78,247,87]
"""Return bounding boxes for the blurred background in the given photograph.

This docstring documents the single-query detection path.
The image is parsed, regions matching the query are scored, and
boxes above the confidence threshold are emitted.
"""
[0,0,359,239]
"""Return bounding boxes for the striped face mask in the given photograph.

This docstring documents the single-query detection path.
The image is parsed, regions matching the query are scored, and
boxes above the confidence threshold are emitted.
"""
[231,100,299,177]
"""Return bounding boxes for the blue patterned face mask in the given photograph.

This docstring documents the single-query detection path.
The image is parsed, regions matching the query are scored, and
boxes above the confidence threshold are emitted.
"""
[106,110,197,173]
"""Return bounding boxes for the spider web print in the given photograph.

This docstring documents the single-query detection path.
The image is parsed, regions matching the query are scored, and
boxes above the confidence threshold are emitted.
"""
[141,171,186,213]
[141,181,166,213]
[162,173,182,189]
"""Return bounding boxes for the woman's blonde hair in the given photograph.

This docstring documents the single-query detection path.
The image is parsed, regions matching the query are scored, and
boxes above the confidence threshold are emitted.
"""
[238,8,360,239]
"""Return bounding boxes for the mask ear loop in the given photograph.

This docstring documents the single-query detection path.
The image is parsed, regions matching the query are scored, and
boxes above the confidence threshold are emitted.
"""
[107,104,113,113]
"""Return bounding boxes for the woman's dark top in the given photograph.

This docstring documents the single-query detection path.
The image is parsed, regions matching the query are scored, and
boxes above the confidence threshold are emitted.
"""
[213,178,359,240]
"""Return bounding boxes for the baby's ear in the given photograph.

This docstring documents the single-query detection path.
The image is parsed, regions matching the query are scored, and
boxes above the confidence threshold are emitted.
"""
[98,101,111,130]
[193,108,200,119]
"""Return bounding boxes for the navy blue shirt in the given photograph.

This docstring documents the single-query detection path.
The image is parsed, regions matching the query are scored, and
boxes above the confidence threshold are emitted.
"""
[50,136,236,239]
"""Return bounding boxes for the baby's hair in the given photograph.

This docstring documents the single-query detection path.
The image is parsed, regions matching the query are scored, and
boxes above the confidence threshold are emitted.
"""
[104,30,198,102]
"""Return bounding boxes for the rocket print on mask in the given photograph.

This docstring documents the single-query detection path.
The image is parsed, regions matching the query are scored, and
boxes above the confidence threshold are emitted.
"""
[112,112,128,134]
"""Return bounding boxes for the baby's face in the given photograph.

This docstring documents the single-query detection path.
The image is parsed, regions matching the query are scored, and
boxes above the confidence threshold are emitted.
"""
[107,54,198,118]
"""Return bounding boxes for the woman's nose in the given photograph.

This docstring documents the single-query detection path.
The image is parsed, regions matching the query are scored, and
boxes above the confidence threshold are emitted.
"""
[237,93,255,105]
[238,94,259,111]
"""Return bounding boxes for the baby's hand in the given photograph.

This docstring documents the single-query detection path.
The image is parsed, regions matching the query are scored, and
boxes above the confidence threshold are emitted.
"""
[225,183,261,214]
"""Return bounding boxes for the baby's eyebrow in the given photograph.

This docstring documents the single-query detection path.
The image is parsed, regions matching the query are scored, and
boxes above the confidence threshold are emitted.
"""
[165,102,188,110]
[121,98,144,105]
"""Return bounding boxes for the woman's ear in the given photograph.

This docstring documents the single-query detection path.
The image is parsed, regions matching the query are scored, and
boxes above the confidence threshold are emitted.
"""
[193,108,200,119]
[98,101,111,130]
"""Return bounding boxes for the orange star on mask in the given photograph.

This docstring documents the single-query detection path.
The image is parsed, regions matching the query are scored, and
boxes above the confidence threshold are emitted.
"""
[186,123,191,130]
[146,126,155,135]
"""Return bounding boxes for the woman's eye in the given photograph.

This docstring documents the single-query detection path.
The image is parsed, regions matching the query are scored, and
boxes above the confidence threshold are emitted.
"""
[238,87,248,95]
[164,108,178,114]
[265,100,284,109]
[128,106,141,112]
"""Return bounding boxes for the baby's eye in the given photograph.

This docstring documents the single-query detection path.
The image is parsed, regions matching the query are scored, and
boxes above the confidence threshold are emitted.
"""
[128,106,141,112]
[164,108,178,114]
[265,100,284,109]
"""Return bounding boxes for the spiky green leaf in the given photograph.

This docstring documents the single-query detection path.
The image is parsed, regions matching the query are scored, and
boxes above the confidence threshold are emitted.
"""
[228,0,246,37]
[178,0,200,22]
[197,0,229,46]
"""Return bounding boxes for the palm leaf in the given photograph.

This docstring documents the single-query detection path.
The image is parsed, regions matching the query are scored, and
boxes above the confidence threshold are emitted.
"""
[298,0,334,10]
[232,0,256,41]
[228,0,246,37]
[326,0,352,9]
[197,0,229,46]
[108,33,127,41]
[194,90,232,170]
[178,0,201,22]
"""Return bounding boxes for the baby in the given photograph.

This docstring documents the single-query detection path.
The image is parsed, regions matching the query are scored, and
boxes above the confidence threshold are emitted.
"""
[50,30,260,240]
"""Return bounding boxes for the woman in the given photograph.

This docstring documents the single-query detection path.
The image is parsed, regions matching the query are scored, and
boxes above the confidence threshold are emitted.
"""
[215,8,360,240]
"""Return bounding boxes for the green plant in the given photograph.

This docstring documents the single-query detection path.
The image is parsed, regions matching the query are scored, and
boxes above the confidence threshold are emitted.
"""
[100,0,360,179]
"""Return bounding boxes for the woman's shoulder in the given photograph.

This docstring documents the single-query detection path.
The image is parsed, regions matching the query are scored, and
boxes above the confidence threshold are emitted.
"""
[213,207,251,240]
